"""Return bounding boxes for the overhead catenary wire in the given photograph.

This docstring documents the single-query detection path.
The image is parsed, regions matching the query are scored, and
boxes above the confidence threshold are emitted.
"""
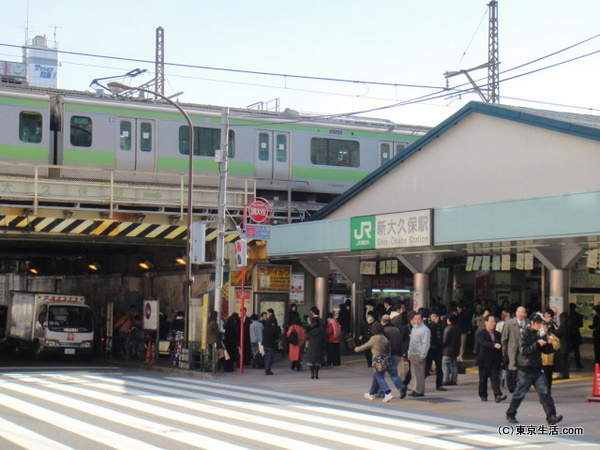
[0,42,445,91]
[1,33,598,121]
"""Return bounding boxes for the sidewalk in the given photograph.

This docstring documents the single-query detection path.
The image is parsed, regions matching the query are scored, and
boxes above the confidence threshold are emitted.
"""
[138,351,600,444]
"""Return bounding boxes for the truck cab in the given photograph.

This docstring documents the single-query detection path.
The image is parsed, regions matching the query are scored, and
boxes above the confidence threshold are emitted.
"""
[8,292,94,359]
[35,301,94,357]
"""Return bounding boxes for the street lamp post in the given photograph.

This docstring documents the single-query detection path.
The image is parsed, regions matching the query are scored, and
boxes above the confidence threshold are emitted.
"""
[108,81,195,343]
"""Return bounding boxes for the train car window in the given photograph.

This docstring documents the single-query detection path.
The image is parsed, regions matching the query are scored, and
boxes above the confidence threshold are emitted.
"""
[140,122,152,152]
[197,127,220,156]
[179,126,235,157]
[380,143,391,165]
[228,130,235,157]
[120,121,132,150]
[258,133,269,161]
[395,142,408,154]
[310,138,359,167]
[70,116,93,147]
[19,111,43,143]
[276,134,287,162]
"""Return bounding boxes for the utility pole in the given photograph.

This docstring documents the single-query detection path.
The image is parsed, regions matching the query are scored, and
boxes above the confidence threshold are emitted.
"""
[155,26,165,98]
[487,0,500,103]
[214,108,230,328]
[444,1,500,104]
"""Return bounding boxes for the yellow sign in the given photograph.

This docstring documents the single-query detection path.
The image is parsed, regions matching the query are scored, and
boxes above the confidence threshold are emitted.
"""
[257,264,291,291]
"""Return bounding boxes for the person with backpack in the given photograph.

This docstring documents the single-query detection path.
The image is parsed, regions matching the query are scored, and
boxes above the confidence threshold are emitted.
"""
[286,315,306,371]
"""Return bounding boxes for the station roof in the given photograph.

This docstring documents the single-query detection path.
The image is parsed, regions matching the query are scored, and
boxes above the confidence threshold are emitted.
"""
[310,101,600,221]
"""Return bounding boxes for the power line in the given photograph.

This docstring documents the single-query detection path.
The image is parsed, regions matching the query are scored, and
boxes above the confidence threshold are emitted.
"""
[0,42,445,91]
[454,7,489,71]
[2,34,598,121]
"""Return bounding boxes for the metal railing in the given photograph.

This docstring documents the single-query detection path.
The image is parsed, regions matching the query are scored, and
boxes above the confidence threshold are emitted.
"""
[0,161,256,218]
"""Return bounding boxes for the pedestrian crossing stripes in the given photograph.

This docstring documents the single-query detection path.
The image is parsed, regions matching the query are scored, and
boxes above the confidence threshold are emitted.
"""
[0,371,584,449]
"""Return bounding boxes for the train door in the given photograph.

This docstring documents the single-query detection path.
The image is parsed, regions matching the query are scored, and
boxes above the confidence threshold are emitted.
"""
[115,118,156,172]
[255,130,291,187]
[379,141,409,167]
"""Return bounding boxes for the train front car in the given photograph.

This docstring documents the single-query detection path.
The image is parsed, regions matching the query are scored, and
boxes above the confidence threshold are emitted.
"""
[0,87,52,173]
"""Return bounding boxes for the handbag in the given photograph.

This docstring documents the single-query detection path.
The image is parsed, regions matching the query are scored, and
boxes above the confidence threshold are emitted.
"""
[288,328,299,345]
[345,336,356,351]
[372,354,391,373]
[457,360,467,375]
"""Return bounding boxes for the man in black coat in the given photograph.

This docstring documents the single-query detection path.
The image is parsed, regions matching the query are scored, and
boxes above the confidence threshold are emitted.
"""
[425,310,446,391]
[262,309,279,375]
[442,314,461,386]
[475,315,506,402]
[569,303,584,368]
[506,314,563,425]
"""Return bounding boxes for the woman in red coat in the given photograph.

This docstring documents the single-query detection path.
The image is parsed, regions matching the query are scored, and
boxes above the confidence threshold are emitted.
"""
[287,316,307,371]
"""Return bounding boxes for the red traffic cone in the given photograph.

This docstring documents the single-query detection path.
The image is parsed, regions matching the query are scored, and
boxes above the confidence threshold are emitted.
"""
[587,363,600,402]
[148,341,156,365]
[143,342,153,364]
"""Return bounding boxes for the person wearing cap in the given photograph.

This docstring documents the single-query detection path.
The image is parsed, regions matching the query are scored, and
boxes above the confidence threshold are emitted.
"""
[505,314,563,425]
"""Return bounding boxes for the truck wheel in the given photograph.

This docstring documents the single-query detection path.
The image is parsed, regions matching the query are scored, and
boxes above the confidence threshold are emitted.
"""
[33,342,45,361]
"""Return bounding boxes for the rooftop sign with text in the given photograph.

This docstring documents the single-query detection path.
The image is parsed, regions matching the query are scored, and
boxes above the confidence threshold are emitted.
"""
[350,209,432,250]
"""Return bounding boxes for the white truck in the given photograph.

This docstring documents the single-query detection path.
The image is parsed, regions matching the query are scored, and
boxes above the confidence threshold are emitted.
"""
[7,292,94,358]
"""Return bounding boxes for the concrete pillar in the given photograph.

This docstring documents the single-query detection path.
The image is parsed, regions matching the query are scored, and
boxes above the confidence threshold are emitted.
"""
[548,269,568,317]
[350,282,363,337]
[413,272,429,311]
[397,253,441,311]
[531,245,583,315]
[299,258,330,314]
[315,276,327,316]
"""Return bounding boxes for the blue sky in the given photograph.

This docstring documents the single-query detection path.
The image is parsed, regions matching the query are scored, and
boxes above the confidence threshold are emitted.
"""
[1,0,598,126]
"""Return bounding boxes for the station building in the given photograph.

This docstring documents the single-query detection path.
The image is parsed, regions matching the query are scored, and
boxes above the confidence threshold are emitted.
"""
[266,101,600,336]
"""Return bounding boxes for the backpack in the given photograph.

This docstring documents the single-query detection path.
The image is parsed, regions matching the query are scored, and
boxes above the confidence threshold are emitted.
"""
[288,328,299,345]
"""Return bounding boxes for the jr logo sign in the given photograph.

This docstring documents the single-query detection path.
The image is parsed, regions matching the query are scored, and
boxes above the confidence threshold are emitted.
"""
[350,209,432,251]
[351,216,376,250]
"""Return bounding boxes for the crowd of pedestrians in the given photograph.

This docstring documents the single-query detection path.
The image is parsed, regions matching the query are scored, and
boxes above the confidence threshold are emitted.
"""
[349,298,590,427]
[186,296,594,426]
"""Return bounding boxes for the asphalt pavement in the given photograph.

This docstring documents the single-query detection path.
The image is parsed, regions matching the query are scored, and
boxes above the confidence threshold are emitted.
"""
[140,349,600,445]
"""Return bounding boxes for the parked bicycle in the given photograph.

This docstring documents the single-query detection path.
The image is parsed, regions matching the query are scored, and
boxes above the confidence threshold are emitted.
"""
[170,330,185,367]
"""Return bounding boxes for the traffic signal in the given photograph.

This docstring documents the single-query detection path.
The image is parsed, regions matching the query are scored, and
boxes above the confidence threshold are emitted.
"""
[235,239,247,267]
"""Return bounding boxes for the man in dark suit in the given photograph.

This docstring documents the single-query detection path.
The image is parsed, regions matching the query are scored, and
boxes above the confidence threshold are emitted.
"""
[569,303,584,368]
[476,315,507,402]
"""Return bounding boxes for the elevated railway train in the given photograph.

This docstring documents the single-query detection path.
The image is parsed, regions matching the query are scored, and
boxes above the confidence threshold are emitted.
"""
[0,84,429,219]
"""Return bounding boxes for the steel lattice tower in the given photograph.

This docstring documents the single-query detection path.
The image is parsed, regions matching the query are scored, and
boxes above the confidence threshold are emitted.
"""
[155,26,165,98]
[487,1,499,103]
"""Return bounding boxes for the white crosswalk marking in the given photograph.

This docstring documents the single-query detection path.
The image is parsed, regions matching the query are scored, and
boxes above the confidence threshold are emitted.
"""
[0,416,73,450]
[0,391,161,450]
[82,374,469,449]
[0,370,584,449]
[2,374,330,450]
[0,379,242,450]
